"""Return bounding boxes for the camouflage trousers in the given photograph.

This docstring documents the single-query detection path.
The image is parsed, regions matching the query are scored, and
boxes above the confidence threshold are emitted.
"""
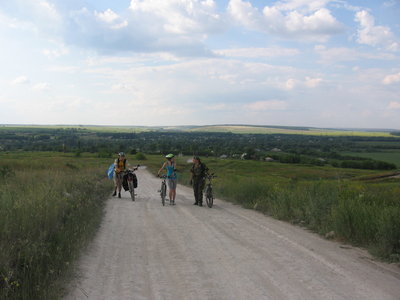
[192,177,205,204]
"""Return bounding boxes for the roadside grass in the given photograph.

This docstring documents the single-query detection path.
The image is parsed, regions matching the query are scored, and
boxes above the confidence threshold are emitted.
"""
[142,154,400,262]
[0,152,113,299]
[216,173,400,262]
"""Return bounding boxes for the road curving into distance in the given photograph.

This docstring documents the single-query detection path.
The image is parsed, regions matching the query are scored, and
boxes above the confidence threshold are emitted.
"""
[64,168,400,300]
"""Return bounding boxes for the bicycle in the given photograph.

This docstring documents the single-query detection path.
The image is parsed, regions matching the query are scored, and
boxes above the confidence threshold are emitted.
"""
[204,173,217,208]
[158,175,167,206]
[124,165,139,201]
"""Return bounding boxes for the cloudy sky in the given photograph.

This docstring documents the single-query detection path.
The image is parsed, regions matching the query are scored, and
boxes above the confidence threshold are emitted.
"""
[0,0,399,129]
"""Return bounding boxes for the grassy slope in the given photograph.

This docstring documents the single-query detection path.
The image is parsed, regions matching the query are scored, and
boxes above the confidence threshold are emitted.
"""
[0,152,114,299]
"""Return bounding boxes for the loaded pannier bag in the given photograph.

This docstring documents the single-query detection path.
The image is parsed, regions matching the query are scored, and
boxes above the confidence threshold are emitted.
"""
[133,173,138,188]
[122,174,129,191]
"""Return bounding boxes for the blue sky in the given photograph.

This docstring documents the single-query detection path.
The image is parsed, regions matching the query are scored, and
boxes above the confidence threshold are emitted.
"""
[0,0,399,129]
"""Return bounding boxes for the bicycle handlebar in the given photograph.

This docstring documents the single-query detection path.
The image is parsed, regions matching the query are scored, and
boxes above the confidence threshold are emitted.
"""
[206,173,217,178]
[126,165,140,172]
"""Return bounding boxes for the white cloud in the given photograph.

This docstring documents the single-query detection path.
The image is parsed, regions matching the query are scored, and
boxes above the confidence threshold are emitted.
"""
[205,103,229,111]
[355,10,399,51]
[43,45,69,58]
[111,20,129,30]
[383,72,400,85]
[228,0,344,41]
[33,82,50,91]
[111,83,136,92]
[383,1,397,8]
[285,78,297,90]
[95,9,119,23]
[55,0,224,56]
[284,8,340,37]
[273,0,332,12]
[314,45,396,63]
[38,1,59,19]
[280,76,322,90]
[129,0,222,35]
[47,65,78,73]
[3,0,62,32]
[388,101,400,109]
[1,1,221,57]
[305,77,322,88]
[215,47,299,58]
[227,0,262,29]
[11,76,30,85]
[95,9,128,29]
[245,100,288,110]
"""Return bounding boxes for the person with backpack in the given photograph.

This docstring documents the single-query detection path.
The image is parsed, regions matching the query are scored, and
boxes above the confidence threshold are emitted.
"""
[190,156,208,206]
[112,152,130,198]
[158,153,177,205]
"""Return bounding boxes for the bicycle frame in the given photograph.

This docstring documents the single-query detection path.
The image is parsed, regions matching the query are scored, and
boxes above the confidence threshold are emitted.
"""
[125,165,139,201]
[204,173,217,208]
[159,175,167,206]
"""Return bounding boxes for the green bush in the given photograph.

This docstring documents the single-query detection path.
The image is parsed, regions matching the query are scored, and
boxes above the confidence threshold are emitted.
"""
[0,165,14,178]
[135,152,147,160]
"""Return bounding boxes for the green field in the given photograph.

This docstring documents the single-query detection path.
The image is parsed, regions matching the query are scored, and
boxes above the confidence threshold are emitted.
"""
[189,125,398,137]
[2,124,399,137]
[143,153,392,184]
[343,151,400,167]
[0,124,152,133]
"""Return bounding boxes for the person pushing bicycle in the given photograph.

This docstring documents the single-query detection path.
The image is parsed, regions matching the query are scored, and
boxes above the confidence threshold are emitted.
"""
[158,153,177,205]
[190,156,208,206]
[112,152,131,198]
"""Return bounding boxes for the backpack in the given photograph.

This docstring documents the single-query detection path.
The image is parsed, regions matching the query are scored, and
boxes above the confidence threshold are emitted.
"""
[107,163,114,179]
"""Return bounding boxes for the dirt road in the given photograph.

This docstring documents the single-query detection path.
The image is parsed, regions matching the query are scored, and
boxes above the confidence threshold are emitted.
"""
[64,168,400,300]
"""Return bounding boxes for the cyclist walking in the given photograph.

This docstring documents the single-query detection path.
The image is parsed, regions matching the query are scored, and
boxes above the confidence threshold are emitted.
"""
[190,156,208,206]
[112,152,130,198]
[158,153,177,205]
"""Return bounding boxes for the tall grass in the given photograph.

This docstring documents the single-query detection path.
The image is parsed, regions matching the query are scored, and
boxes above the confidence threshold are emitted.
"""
[0,153,113,299]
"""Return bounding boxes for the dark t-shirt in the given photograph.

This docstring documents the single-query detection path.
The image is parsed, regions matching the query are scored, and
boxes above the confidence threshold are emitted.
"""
[191,162,208,178]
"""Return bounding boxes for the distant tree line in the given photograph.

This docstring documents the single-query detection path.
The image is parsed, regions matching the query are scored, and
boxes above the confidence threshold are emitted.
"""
[390,131,400,137]
[0,127,398,170]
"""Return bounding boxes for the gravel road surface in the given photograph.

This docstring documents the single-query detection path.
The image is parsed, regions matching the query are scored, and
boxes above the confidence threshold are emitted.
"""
[64,168,400,300]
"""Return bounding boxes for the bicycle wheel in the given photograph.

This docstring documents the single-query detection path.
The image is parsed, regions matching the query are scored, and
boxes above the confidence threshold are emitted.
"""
[128,181,135,201]
[206,186,213,208]
[161,182,166,206]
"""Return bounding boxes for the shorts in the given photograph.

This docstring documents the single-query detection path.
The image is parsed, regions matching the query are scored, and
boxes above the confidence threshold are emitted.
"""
[167,178,177,190]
